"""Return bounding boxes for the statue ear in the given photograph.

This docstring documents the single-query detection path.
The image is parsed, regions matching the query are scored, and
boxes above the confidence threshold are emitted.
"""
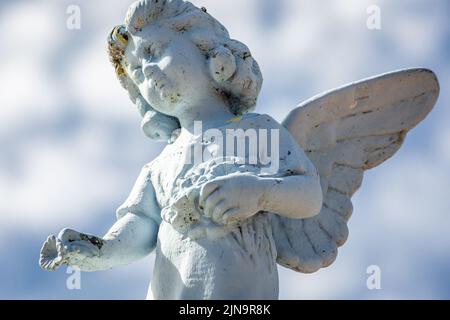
[209,46,237,83]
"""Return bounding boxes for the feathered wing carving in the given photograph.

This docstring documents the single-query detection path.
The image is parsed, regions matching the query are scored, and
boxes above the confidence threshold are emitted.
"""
[272,68,440,273]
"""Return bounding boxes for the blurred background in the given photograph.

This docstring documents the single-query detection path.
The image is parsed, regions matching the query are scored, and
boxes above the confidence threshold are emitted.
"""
[0,0,449,299]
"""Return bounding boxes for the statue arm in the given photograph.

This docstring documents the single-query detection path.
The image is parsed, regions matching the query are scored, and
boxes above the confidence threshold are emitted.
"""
[47,203,160,273]
[198,163,322,225]
[259,130,323,219]
[259,173,322,219]
[197,117,323,225]
[74,212,159,272]
[40,164,161,272]
[257,121,323,219]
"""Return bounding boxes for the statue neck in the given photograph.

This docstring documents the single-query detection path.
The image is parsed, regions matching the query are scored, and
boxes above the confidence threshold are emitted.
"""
[176,96,236,133]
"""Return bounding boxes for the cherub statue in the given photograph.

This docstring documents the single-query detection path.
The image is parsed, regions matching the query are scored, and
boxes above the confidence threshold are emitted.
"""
[40,0,440,299]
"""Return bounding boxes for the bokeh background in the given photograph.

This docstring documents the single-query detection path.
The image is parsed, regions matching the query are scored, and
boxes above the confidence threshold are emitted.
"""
[0,0,449,299]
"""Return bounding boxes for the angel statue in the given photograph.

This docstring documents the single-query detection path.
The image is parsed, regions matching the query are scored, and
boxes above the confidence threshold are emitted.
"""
[40,0,440,300]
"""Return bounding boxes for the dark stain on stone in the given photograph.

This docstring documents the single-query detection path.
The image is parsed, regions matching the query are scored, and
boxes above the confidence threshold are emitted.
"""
[72,234,105,250]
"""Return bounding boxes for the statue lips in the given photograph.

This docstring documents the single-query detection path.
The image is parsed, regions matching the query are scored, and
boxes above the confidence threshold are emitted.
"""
[142,64,171,97]
[148,72,173,101]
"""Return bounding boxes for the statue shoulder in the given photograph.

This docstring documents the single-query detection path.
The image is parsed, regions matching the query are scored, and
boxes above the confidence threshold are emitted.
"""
[241,113,284,129]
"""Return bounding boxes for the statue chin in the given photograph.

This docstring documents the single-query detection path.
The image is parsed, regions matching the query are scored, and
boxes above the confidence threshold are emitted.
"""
[141,110,180,142]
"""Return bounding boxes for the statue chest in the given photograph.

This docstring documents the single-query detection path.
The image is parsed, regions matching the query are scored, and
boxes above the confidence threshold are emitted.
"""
[149,138,267,238]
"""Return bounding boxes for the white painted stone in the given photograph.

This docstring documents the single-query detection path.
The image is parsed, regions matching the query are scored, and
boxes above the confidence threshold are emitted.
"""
[39,0,440,299]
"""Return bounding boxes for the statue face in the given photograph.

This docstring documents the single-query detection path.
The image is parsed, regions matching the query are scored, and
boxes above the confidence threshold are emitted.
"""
[125,23,213,117]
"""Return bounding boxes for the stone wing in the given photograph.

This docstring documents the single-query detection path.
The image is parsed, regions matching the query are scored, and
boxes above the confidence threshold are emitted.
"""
[272,68,439,273]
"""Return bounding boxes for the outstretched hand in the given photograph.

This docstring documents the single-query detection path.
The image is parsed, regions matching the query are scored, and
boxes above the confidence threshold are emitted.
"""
[39,228,102,272]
